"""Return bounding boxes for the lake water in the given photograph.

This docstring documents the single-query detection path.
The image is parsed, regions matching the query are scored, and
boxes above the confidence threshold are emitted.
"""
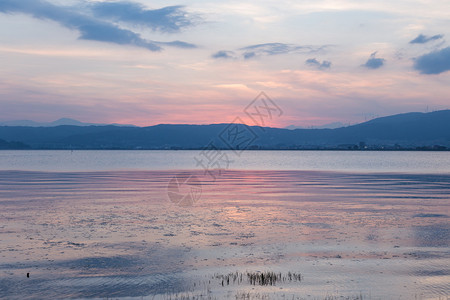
[1,150,449,173]
[0,151,449,299]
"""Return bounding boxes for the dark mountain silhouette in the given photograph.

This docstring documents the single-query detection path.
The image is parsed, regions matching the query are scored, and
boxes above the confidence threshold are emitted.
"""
[285,122,347,130]
[0,139,30,149]
[0,110,448,150]
[0,118,136,127]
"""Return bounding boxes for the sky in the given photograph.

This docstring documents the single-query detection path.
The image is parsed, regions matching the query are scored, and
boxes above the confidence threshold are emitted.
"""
[0,0,449,127]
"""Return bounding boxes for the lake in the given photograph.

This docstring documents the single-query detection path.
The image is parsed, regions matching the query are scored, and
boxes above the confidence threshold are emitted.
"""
[0,150,449,299]
[0,150,449,173]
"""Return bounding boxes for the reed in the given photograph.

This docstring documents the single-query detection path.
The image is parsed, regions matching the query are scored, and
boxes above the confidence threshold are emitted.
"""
[214,271,302,286]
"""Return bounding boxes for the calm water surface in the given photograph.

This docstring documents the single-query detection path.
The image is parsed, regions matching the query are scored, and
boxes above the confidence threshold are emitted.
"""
[0,151,449,299]
[0,150,449,173]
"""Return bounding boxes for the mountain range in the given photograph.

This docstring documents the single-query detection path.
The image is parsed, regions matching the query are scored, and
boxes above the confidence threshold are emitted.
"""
[284,122,348,130]
[0,118,136,127]
[0,110,449,150]
[1,117,343,129]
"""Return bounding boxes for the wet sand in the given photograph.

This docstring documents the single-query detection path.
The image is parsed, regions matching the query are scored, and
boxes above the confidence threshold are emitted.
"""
[0,170,449,299]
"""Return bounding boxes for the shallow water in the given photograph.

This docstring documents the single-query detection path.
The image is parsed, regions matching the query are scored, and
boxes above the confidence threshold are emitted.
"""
[0,169,449,299]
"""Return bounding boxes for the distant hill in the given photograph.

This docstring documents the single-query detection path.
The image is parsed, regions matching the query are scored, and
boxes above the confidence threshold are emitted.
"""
[0,139,30,149]
[285,122,348,130]
[0,118,136,127]
[0,110,449,150]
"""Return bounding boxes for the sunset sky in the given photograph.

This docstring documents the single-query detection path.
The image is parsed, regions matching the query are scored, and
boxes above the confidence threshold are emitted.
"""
[1,0,449,127]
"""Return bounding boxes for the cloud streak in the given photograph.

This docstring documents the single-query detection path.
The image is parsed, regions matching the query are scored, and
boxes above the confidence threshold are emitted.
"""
[240,43,326,59]
[413,47,450,74]
[89,2,194,33]
[211,50,236,59]
[212,43,328,60]
[0,0,196,51]
[363,52,385,69]
[157,40,196,49]
[410,34,444,44]
[305,58,331,70]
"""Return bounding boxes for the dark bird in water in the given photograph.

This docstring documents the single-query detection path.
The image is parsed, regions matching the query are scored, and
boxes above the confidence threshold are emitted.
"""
[27,273,29,278]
